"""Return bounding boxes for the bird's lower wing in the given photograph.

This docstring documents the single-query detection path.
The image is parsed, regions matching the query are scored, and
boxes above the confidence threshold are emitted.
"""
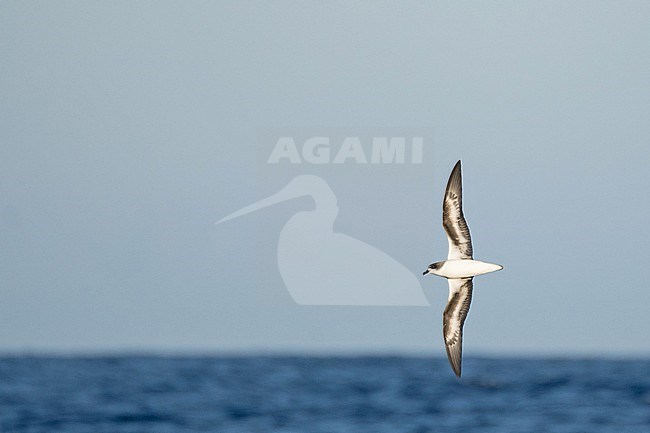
[443,278,473,377]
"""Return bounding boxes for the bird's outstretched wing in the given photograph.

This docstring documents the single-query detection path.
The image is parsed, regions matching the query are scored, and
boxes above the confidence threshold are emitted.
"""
[443,160,473,260]
[443,277,473,378]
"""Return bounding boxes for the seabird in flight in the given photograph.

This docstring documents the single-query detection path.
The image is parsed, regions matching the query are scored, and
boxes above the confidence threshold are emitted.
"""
[423,160,503,378]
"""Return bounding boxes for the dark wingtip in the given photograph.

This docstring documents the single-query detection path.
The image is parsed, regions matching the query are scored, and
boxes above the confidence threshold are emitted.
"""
[445,160,463,198]
[445,344,463,379]
[452,362,462,378]
[450,160,462,177]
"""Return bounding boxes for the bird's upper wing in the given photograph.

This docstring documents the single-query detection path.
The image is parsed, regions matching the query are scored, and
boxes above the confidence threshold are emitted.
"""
[443,160,473,260]
[443,277,473,378]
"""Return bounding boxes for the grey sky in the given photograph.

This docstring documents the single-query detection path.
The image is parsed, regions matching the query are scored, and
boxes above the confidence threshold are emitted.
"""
[1,1,648,355]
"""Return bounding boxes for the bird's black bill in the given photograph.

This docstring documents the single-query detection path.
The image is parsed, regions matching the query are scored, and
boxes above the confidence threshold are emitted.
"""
[422,270,429,275]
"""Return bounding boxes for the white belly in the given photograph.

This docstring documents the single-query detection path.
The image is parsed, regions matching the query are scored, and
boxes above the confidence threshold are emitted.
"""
[438,259,502,279]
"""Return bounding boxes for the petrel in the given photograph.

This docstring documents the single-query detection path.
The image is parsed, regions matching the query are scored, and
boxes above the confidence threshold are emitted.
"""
[423,160,503,378]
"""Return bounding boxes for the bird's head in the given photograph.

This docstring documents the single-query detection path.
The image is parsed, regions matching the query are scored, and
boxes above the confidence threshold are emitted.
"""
[423,262,444,276]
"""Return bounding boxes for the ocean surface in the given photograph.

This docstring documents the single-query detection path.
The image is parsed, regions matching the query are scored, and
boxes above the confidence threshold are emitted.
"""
[0,356,648,433]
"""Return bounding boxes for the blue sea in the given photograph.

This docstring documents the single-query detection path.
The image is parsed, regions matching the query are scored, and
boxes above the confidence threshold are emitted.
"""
[0,356,648,433]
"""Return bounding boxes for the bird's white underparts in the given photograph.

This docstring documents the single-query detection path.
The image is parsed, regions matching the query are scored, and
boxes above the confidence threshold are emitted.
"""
[422,160,502,378]
[423,260,502,279]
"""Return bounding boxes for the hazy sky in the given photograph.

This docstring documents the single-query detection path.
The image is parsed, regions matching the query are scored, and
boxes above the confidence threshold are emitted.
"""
[1,1,649,356]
